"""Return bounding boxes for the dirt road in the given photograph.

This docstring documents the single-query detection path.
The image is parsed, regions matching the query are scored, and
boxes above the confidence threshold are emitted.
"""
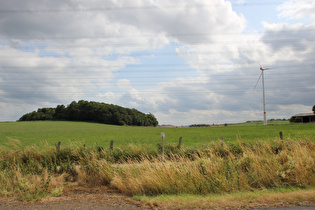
[0,187,314,210]
[0,187,150,210]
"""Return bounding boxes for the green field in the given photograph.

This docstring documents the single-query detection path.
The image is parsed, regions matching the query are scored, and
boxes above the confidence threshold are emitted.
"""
[1,120,314,205]
[0,121,314,149]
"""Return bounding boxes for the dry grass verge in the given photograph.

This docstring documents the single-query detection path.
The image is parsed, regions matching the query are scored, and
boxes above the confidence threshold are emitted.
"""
[0,139,314,203]
[135,188,315,209]
[110,140,315,196]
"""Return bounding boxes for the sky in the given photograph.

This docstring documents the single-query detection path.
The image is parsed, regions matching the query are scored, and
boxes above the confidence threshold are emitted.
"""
[0,0,314,125]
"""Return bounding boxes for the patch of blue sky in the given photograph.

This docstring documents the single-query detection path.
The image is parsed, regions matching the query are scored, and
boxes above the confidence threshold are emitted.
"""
[20,44,37,53]
[64,52,71,58]
[38,48,61,58]
[0,41,8,46]
[230,0,291,32]
[29,43,63,58]
[100,53,119,61]
[112,43,199,90]
[1,41,36,53]
[12,42,63,58]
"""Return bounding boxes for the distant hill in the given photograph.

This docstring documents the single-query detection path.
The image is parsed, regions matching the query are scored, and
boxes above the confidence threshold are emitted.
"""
[19,100,158,126]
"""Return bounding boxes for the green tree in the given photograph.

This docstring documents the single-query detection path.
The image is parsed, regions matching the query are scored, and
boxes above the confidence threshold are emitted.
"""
[19,100,158,126]
[313,105,315,114]
[54,105,66,120]
[37,108,55,120]
[146,113,158,126]
[77,100,90,121]
[66,101,79,120]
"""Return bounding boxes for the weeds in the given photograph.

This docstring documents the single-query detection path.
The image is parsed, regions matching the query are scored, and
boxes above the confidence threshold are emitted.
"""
[110,140,315,196]
[0,139,314,199]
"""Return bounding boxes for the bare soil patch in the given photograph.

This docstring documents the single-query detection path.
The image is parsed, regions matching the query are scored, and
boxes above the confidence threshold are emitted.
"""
[0,186,150,210]
[0,187,314,209]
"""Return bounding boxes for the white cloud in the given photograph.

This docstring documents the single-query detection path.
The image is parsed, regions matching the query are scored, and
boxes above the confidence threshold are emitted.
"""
[236,0,245,4]
[117,79,132,89]
[0,0,314,125]
[278,0,315,20]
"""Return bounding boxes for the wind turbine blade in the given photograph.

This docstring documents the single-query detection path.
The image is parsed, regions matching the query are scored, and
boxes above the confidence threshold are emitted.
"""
[254,72,262,89]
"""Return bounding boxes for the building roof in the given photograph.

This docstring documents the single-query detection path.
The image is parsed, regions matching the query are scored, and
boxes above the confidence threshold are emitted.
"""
[293,113,315,117]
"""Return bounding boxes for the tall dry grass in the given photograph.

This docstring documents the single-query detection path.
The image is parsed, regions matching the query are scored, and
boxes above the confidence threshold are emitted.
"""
[110,140,315,195]
[0,140,114,197]
[0,139,314,198]
[0,140,73,198]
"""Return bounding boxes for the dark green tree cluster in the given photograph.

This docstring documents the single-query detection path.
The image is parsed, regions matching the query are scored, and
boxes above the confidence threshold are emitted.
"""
[189,124,211,127]
[19,100,158,126]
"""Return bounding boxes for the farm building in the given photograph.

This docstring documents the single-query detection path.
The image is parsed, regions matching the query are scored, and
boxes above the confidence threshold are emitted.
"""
[290,113,315,123]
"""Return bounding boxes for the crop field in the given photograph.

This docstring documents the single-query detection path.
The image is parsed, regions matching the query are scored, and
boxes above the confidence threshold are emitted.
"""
[0,121,314,150]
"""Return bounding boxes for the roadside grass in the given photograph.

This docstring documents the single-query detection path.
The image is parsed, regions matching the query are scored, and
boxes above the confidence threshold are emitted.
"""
[134,187,315,209]
[110,140,315,196]
[0,166,65,200]
[2,138,313,199]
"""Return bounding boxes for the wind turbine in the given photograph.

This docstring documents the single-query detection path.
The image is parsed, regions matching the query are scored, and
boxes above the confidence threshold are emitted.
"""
[254,64,271,125]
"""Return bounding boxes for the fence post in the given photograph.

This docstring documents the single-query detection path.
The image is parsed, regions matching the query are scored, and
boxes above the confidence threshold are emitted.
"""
[178,137,182,149]
[279,132,283,141]
[221,136,224,146]
[56,141,61,152]
[110,140,114,150]
[161,132,165,160]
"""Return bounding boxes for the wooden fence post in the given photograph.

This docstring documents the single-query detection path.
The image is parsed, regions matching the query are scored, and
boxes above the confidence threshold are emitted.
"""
[161,132,165,160]
[221,137,224,146]
[178,137,182,149]
[56,141,61,152]
[110,140,114,150]
[279,132,283,141]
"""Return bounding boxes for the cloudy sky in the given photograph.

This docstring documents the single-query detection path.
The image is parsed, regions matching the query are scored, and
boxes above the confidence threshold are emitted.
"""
[0,0,314,125]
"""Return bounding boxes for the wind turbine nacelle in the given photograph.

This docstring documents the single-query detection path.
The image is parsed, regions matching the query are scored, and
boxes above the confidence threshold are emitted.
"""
[260,67,271,71]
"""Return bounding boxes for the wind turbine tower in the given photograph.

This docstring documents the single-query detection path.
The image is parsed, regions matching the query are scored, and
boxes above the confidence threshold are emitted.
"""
[255,65,271,125]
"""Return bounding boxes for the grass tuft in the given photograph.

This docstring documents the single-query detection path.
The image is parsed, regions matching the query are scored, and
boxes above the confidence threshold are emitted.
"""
[0,137,314,201]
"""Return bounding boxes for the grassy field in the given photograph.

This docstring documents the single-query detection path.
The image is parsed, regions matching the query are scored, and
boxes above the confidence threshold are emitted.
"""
[0,120,314,208]
[229,120,290,126]
[0,121,314,150]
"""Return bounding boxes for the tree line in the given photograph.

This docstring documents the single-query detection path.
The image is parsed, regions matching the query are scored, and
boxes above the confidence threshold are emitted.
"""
[19,100,158,126]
